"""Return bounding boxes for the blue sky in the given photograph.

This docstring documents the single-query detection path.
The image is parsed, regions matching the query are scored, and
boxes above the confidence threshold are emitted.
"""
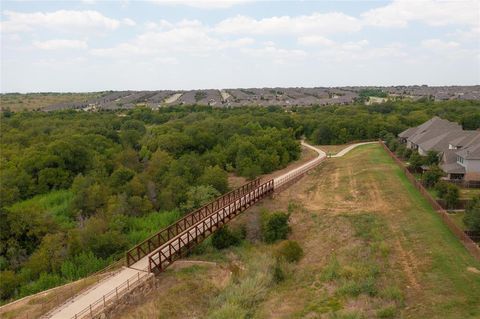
[1,0,479,92]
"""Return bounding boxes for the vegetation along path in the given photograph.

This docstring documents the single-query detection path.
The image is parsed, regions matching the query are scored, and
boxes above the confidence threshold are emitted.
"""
[44,141,373,319]
[114,143,480,318]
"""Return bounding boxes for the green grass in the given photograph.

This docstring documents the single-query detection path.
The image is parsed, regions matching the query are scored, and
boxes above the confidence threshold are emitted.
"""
[460,188,480,200]
[7,189,74,227]
[125,210,182,245]
[367,144,480,318]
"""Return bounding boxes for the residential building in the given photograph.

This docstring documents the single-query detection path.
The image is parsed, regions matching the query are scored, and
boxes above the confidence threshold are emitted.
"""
[398,117,480,181]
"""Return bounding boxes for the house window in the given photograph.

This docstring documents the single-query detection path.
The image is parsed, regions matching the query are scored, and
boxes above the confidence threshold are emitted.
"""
[450,173,464,180]
[457,156,464,164]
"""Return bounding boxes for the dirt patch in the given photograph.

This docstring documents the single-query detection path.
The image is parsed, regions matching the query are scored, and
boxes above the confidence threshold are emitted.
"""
[467,266,480,274]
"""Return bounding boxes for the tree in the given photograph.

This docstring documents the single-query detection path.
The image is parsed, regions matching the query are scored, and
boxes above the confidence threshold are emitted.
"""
[0,270,18,299]
[425,150,440,165]
[443,184,460,209]
[24,233,67,275]
[262,211,290,243]
[402,147,412,160]
[464,196,480,232]
[199,166,229,193]
[211,226,240,249]
[409,152,424,171]
[70,175,108,218]
[435,181,449,199]
[395,144,406,158]
[110,167,135,189]
[422,166,444,188]
[181,185,220,213]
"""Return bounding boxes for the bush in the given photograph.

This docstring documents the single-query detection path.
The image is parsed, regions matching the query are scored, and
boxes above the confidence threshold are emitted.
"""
[274,240,303,263]
[395,144,406,158]
[464,196,480,232]
[0,270,18,300]
[402,147,412,160]
[262,211,290,243]
[435,181,449,198]
[212,226,241,250]
[425,150,440,165]
[421,165,444,188]
[408,152,424,171]
[437,183,460,209]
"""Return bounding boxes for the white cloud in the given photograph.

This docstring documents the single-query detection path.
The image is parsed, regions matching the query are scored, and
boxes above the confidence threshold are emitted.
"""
[90,19,254,58]
[148,0,251,9]
[298,35,334,46]
[362,0,479,27]
[122,18,136,26]
[33,39,88,50]
[215,12,361,35]
[1,10,132,33]
[242,45,307,64]
[421,39,460,50]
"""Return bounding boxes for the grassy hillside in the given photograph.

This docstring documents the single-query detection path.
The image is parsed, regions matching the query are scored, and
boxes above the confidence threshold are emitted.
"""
[116,143,480,319]
[0,92,101,111]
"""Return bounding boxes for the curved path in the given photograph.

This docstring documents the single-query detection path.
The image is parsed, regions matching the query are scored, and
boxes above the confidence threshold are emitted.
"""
[46,141,376,319]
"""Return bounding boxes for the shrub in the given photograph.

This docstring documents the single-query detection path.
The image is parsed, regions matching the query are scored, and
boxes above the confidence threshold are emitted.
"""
[212,226,240,250]
[0,270,18,299]
[408,152,424,171]
[444,184,460,209]
[262,211,290,243]
[274,240,304,263]
[377,306,397,318]
[425,150,440,165]
[421,165,444,188]
[435,181,449,198]
[464,196,480,232]
[402,147,412,160]
[395,144,406,158]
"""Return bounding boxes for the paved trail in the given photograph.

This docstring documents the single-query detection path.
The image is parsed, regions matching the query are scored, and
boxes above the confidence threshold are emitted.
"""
[46,141,375,319]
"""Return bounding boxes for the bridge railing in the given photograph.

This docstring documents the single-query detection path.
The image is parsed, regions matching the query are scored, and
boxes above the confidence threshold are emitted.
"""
[148,179,274,273]
[275,153,325,190]
[126,178,261,266]
[71,271,153,319]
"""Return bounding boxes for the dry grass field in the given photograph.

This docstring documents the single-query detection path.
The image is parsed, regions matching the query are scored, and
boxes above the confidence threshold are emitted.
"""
[0,93,100,111]
[40,144,480,319]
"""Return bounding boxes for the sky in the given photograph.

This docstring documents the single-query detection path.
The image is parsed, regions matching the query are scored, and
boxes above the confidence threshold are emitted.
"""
[1,0,479,92]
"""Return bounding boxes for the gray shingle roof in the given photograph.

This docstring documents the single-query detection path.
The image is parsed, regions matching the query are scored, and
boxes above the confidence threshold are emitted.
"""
[449,131,480,148]
[398,126,418,138]
[406,116,462,145]
[419,130,478,153]
[456,134,480,160]
[440,150,465,173]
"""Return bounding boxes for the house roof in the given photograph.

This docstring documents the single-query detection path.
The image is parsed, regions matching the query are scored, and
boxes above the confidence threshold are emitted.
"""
[440,150,465,173]
[440,162,466,174]
[405,116,462,144]
[398,126,418,138]
[449,131,480,148]
[419,130,479,153]
[456,134,480,160]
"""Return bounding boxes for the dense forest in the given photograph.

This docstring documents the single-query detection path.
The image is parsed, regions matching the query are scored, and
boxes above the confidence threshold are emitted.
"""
[1,100,479,302]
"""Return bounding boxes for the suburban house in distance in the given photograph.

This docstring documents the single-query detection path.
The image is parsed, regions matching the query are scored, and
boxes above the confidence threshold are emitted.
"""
[398,116,480,181]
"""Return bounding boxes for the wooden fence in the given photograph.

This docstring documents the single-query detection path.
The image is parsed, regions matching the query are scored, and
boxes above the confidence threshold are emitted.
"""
[380,141,480,261]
